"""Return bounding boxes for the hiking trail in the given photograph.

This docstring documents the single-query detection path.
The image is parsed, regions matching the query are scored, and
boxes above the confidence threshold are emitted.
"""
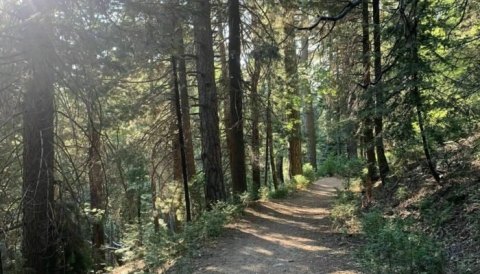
[169,177,361,274]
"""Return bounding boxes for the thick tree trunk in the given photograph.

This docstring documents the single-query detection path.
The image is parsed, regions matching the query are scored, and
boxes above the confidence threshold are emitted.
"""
[283,8,303,177]
[216,13,234,188]
[372,0,390,183]
[251,58,261,198]
[172,56,192,222]
[87,122,105,271]
[228,0,247,195]
[301,32,317,170]
[362,0,377,201]
[193,0,226,207]
[22,3,57,272]
[172,2,196,180]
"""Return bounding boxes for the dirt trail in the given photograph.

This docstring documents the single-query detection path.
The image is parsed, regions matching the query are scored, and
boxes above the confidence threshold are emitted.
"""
[170,177,361,274]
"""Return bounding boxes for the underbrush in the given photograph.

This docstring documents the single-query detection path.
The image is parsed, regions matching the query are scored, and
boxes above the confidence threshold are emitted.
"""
[113,202,243,272]
[260,163,317,200]
[317,154,364,178]
[360,211,445,274]
[332,182,446,273]
[331,186,362,233]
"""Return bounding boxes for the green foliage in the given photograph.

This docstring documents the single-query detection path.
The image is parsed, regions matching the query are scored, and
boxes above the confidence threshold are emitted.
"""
[318,154,364,178]
[395,186,410,201]
[259,185,289,200]
[331,189,361,233]
[268,186,290,199]
[302,163,316,182]
[419,196,455,229]
[292,174,310,189]
[359,211,445,274]
[143,202,242,270]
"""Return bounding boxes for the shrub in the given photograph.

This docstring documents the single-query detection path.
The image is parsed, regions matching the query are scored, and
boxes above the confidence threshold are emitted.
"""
[318,154,364,178]
[318,154,338,177]
[268,186,289,199]
[303,163,316,182]
[331,189,361,232]
[143,202,241,270]
[359,211,445,274]
[259,185,290,200]
[293,174,310,189]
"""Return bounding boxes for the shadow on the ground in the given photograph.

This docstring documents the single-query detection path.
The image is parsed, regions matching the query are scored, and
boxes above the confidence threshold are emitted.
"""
[167,178,362,274]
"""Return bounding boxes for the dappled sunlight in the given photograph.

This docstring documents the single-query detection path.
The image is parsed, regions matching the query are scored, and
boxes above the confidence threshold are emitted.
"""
[236,229,331,252]
[184,178,361,274]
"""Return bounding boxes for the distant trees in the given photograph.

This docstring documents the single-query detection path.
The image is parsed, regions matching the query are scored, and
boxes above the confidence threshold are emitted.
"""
[0,0,478,272]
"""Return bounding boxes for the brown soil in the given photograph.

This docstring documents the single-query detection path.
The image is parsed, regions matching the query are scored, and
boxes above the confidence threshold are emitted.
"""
[168,177,361,274]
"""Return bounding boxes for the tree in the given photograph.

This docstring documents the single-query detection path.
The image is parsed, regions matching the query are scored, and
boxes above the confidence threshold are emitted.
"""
[87,102,105,271]
[21,1,57,272]
[301,27,317,171]
[171,0,196,181]
[171,56,192,221]
[193,0,227,206]
[372,0,390,183]
[228,0,247,195]
[399,0,440,183]
[283,4,303,177]
[361,0,378,201]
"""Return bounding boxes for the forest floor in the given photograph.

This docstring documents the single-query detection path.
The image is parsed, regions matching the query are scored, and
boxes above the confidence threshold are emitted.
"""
[166,177,362,274]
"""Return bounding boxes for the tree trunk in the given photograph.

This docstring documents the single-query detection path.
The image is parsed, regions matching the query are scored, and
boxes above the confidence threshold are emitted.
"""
[216,12,234,186]
[362,0,377,200]
[150,143,161,232]
[172,1,196,180]
[193,0,226,207]
[22,3,57,272]
[251,58,261,198]
[276,155,284,185]
[413,86,441,183]
[172,56,192,222]
[401,0,441,183]
[283,8,303,177]
[301,31,317,171]
[372,0,390,183]
[87,122,105,271]
[266,82,278,189]
[228,0,247,195]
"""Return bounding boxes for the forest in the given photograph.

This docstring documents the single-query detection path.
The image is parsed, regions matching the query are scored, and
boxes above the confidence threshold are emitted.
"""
[0,0,479,273]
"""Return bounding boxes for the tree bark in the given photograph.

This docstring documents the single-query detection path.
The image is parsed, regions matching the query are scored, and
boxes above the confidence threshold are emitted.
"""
[21,3,57,272]
[150,143,161,232]
[172,56,192,221]
[276,155,284,185]
[362,0,377,200]
[251,58,261,198]
[301,30,317,171]
[172,1,196,180]
[372,0,390,183]
[228,0,247,195]
[87,121,105,271]
[266,81,278,189]
[193,0,226,207]
[217,14,234,184]
[283,8,303,177]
